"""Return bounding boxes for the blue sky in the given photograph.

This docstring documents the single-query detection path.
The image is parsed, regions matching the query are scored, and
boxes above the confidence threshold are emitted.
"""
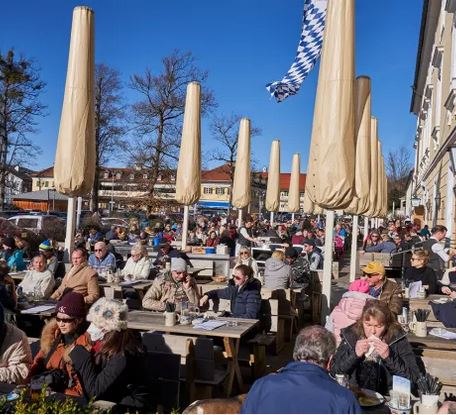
[1,0,423,173]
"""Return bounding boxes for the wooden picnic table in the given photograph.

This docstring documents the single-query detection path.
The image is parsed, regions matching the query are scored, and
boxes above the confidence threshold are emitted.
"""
[408,294,453,327]
[127,310,259,396]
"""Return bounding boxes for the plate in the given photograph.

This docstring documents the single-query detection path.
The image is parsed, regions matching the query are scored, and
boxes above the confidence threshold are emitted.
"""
[357,388,385,407]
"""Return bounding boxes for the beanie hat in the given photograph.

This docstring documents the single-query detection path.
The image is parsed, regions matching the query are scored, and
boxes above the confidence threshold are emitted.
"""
[56,291,86,319]
[87,297,128,332]
[171,257,187,273]
[39,240,53,251]
[348,279,370,294]
[2,237,15,250]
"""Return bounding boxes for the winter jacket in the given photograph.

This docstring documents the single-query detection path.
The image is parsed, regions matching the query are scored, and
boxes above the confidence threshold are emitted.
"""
[326,291,374,345]
[404,266,438,295]
[263,258,291,289]
[88,252,117,272]
[330,324,422,395]
[365,241,396,254]
[0,323,32,384]
[50,263,100,305]
[289,256,310,288]
[375,278,403,315]
[142,271,200,311]
[30,319,91,396]
[241,361,361,414]
[206,278,261,319]
[121,256,151,281]
[4,249,26,271]
[19,269,55,299]
[70,344,149,410]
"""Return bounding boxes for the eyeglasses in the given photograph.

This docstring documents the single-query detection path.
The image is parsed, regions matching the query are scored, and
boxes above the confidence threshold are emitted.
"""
[233,274,243,280]
[364,273,379,278]
[240,252,249,255]
[56,317,75,323]
[94,249,104,252]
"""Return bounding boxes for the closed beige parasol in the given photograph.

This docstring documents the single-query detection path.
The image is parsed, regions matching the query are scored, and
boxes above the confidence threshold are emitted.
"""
[265,140,281,218]
[287,153,301,213]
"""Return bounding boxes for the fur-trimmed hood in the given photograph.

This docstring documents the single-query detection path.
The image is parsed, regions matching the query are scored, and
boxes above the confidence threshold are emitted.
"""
[40,319,60,355]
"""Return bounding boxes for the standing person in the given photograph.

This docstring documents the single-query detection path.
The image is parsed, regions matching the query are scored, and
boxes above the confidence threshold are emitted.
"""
[422,225,456,279]
[404,249,438,294]
[30,292,91,396]
[361,261,402,315]
[241,326,361,414]
[142,258,199,311]
[50,247,100,305]
[236,218,258,256]
[263,250,291,289]
[200,264,261,319]
[234,246,259,280]
[18,253,55,299]
[330,301,421,395]
[0,303,32,384]
[69,298,149,411]
[88,241,117,272]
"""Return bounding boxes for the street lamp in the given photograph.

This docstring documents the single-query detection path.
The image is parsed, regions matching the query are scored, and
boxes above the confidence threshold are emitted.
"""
[411,194,421,207]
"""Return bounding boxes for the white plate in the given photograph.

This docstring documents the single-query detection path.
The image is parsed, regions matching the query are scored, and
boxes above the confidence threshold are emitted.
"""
[358,388,385,407]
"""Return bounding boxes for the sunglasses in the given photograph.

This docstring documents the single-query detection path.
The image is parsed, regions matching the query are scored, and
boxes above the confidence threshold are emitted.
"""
[363,273,379,278]
[240,251,249,255]
[232,274,244,280]
[56,317,75,323]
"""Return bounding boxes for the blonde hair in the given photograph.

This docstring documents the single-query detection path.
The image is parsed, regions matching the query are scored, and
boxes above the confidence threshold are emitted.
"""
[131,243,147,257]
[412,248,429,266]
[271,250,285,261]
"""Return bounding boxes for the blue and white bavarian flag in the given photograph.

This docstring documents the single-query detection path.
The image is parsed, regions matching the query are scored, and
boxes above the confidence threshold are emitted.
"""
[266,0,327,103]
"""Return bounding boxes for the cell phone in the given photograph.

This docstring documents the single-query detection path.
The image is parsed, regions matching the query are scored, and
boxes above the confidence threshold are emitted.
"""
[6,391,19,401]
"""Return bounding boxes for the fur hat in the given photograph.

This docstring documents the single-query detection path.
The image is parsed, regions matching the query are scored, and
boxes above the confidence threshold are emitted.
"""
[87,298,128,332]
[348,279,370,294]
[171,257,187,273]
[56,291,86,318]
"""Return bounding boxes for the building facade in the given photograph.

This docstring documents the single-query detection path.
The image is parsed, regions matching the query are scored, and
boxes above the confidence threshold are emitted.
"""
[410,0,456,240]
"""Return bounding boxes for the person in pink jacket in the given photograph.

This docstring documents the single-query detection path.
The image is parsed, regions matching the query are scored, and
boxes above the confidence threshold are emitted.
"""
[325,279,374,345]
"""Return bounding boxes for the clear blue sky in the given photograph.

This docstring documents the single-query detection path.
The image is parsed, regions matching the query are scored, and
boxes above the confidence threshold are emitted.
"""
[1,0,422,173]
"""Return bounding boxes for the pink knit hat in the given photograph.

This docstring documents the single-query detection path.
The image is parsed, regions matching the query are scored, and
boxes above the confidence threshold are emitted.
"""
[348,279,370,294]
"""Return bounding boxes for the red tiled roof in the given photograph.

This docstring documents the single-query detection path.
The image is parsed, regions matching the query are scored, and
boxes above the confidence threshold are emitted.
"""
[31,166,54,177]
[201,163,233,182]
[279,173,306,191]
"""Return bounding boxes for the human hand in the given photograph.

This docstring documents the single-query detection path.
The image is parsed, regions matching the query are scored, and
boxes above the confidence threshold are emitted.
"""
[450,291,456,299]
[199,295,208,308]
[442,286,452,295]
[183,275,192,290]
[355,339,370,358]
[372,337,390,359]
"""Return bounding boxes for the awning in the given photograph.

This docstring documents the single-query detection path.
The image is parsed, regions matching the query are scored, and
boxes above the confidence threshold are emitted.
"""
[197,201,229,209]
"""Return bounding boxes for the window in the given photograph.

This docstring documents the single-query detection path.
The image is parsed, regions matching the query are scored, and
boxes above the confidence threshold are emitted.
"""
[300,192,305,198]
[281,191,288,197]
[103,172,109,179]
[44,181,49,187]
[129,174,135,180]
[116,173,121,179]
[203,187,213,194]
[216,188,224,195]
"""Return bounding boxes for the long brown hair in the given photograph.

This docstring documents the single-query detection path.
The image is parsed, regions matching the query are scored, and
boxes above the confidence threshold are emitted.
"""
[99,329,144,359]
[353,300,402,343]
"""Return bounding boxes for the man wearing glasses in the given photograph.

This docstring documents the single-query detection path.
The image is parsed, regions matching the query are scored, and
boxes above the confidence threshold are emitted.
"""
[361,261,402,315]
[88,241,117,272]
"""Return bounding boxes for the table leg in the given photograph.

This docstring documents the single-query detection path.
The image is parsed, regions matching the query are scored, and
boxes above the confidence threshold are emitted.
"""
[223,337,243,397]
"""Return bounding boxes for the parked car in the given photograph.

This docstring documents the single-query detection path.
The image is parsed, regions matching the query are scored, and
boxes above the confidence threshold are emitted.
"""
[0,210,25,219]
[8,214,66,241]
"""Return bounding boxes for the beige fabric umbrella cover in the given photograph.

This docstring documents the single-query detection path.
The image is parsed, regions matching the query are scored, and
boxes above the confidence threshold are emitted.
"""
[287,153,301,212]
[380,155,388,216]
[305,0,356,210]
[54,6,95,197]
[365,117,379,217]
[374,141,383,217]
[265,140,281,212]
[175,82,201,205]
[232,118,251,209]
[345,76,371,215]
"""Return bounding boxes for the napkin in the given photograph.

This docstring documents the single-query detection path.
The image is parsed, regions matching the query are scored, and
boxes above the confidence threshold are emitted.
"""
[429,328,456,340]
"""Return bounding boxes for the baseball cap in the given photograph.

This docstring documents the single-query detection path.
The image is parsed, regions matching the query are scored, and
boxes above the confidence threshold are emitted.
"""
[361,261,385,276]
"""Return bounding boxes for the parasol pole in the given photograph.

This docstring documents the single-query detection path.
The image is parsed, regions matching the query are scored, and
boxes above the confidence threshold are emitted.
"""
[349,214,359,282]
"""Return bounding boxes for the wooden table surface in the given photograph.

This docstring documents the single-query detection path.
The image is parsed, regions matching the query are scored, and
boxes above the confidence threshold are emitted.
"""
[99,280,153,292]
[408,328,456,351]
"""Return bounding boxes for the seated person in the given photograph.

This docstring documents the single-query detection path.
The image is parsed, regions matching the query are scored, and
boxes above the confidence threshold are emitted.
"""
[234,246,259,280]
[38,240,59,278]
[362,261,402,315]
[200,264,261,319]
[18,253,55,299]
[51,248,100,305]
[1,237,26,271]
[325,279,374,345]
[263,250,291,289]
[88,241,117,272]
[404,249,438,294]
[302,239,323,271]
[330,301,422,395]
[364,233,396,254]
[441,267,456,298]
[153,239,192,268]
[285,247,310,288]
[70,298,149,412]
[30,292,91,396]
[121,243,151,281]
[142,258,200,311]
[0,304,32,384]
[0,262,17,314]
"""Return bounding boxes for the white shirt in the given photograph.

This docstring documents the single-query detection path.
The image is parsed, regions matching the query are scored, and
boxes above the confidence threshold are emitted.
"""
[121,256,151,280]
[19,269,55,299]
[430,237,450,262]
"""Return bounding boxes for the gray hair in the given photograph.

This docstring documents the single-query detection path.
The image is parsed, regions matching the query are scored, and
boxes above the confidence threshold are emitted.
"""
[293,326,336,367]
[131,243,147,257]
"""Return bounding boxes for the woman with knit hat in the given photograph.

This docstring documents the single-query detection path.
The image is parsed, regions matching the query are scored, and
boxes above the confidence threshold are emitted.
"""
[69,298,148,411]
[30,291,90,396]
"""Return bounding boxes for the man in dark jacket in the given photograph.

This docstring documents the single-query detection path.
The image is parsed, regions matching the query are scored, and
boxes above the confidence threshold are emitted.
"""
[285,247,310,288]
[241,326,361,414]
[199,264,261,319]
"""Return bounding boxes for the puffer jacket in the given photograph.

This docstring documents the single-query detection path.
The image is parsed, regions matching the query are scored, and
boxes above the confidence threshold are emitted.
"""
[326,291,374,345]
[263,258,291,289]
[330,324,422,395]
[30,319,91,396]
[142,271,200,311]
[206,278,261,319]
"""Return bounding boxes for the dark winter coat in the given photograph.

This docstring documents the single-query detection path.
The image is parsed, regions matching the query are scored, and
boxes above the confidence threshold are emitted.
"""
[206,278,261,319]
[330,324,422,395]
[404,266,438,295]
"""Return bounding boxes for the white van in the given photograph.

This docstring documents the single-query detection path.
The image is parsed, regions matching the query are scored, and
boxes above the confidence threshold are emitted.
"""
[8,214,65,234]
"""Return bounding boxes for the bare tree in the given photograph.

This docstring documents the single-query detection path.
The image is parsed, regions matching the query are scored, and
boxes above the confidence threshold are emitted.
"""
[0,49,46,209]
[386,146,413,209]
[91,63,126,211]
[126,50,216,212]
[209,114,261,205]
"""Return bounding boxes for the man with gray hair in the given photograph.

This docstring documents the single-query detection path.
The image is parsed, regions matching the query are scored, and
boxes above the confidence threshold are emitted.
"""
[241,326,361,414]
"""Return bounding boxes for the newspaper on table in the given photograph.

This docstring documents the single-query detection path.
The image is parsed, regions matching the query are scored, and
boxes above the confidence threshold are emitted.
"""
[192,319,227,331]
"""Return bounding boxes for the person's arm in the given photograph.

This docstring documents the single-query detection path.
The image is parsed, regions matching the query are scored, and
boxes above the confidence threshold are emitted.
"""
[85,273,100,305]
[0,333,32,384]
[383,338,422,382]
[365,243,382,253]
[142,278,166,311]
[70,345,127,399]
[239,228,256,243]
[38,271,55,299]
[50,277,65,300]
[138,258,151,280]
[242,289,261,319]
[432,243,450,262]
[183,277,200,305]
[387,284,403,315]
[329,339,362,377]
